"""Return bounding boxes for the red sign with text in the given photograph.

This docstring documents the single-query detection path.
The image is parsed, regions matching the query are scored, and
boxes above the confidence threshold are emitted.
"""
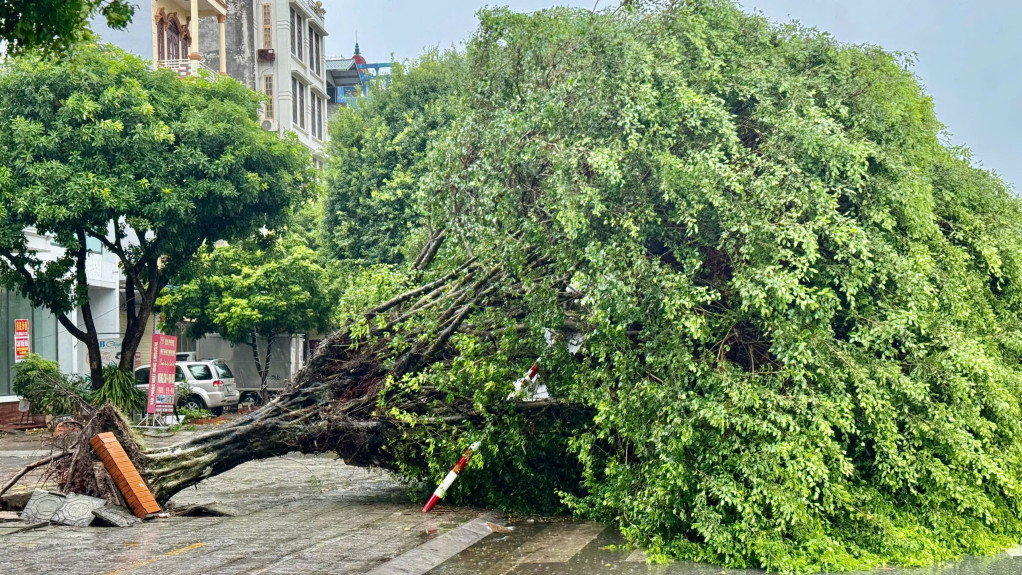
[14,319,29,363]
[147,334,178,414]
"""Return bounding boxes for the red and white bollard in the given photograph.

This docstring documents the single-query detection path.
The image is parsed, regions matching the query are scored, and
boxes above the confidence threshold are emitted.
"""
[422,441,482,513]
[422,329,582,513]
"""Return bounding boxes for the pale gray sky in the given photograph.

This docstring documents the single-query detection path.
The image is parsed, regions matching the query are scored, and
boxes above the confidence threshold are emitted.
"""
[323,0,1020,189]
[96,1,1017,188]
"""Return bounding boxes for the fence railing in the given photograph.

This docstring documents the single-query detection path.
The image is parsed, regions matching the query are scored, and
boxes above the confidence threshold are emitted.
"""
[155,58,217,78]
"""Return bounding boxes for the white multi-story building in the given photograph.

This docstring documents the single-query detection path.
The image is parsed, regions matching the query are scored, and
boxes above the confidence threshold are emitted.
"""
[94,1,328,159]
[193,0,328,161]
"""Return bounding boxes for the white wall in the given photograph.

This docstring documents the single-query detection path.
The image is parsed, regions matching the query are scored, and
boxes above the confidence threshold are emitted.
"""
[195,333,303,392]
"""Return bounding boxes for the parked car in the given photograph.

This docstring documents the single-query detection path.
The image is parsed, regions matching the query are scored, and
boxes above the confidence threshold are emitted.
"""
[134,359,240,416]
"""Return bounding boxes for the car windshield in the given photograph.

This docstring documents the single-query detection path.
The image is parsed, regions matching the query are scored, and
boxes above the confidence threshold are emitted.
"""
[212,360,234,379]
[134,368,150,385]
[188,364,214,380]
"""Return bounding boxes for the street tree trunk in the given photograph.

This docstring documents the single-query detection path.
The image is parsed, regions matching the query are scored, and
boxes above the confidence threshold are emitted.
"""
[246,332,276,404]
[61,260,566,505]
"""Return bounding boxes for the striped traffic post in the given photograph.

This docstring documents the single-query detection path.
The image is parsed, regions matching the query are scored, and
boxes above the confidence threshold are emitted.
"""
[422,329,581,513]
[422,441,482,512]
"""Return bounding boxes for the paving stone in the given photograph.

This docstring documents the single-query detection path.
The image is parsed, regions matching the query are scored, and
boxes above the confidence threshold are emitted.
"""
[50,493,106,527]
[20,489,64,523]
[92,504,141,527]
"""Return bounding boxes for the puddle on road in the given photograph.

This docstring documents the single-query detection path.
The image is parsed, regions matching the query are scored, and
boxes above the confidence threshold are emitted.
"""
[428,520,1022,575]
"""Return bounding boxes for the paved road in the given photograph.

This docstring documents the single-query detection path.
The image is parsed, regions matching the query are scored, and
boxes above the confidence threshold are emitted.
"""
[1,431,1021,575]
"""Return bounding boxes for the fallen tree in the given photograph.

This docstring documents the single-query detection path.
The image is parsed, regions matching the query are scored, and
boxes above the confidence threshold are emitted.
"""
[52,1,1022,573]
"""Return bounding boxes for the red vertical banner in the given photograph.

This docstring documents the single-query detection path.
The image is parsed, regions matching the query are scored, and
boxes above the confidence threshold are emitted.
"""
[147,334,178,414]
[14,319,30,363]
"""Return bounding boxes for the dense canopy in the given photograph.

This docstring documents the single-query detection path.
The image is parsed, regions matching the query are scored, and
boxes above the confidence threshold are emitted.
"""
[320,1,1022,571]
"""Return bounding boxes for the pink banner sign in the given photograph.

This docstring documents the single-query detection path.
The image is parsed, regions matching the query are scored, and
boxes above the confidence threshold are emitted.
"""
[14,319,29,363]
[147,334,178,414]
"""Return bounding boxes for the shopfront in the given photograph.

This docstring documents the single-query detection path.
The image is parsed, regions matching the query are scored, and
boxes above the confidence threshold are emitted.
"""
[0,289,61,396]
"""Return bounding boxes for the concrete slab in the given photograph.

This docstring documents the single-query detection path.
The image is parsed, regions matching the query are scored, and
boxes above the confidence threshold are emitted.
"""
[51,493,106,527]
[93,505,142,527]
[20,489,65,523]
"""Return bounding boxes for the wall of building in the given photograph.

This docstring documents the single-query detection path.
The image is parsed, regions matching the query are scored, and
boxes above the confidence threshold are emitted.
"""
[195,333,305,393]
[199,0,256,88]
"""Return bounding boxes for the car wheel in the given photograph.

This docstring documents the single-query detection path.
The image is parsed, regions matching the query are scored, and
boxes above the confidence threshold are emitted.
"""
[240,391,262,405]
[179,397,206,412]
[210,406,224,417]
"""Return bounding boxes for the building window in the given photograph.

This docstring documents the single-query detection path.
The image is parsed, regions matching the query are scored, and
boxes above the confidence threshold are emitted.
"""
[298,82,306,129]
[167,17,181,60]
[311,95,318,139]
[291,9,303,60]
[157,16,166,61]
[308,29,322,76]
[289,8,295,54]
[315,96,324,140]
[292,77,298,124]
[264,75,274,119]
[262,4,272,49]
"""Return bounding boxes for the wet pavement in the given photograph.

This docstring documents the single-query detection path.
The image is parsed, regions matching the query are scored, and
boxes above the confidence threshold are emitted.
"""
[1,429,1021,575]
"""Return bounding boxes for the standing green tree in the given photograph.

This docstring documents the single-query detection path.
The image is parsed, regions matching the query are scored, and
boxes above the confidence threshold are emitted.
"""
[159,233,332,404]
[0,45,313,389]
[320,49,465,267]
[0,0,134,54]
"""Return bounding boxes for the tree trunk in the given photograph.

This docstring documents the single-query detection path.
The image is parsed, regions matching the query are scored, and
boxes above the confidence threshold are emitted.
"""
[118,267,162,373]
[248,332,275,405]
[142,334,390,502]
[60,262,556,504]
[74,230,105,388]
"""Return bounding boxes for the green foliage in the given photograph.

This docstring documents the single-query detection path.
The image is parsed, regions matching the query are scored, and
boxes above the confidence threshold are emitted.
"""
[0,0,134,54]
[175,381,194,403]
[159,230,331,398]
[93,365,144,415]
[332,2,1022,571]
[176,407,212,423]
[160,231,332,344]
[13,354,91,416]
[0,44,313,384]
[320,49,467,265]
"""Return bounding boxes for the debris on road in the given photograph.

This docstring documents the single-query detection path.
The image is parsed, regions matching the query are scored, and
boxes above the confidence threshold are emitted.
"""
[92,505,142,527]
[20,489,65,523]
[90,432,161,518]
[51,493,106,527]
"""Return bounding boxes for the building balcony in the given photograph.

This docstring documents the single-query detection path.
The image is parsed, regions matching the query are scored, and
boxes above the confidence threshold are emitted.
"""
[152,0,229,75]
[156,0,226,18]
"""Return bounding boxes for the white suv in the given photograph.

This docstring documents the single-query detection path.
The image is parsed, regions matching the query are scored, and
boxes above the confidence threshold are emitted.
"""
[134,359,240,416]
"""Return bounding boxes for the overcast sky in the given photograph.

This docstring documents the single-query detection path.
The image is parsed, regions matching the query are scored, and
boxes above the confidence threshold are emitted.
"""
[322,0,1019,189]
